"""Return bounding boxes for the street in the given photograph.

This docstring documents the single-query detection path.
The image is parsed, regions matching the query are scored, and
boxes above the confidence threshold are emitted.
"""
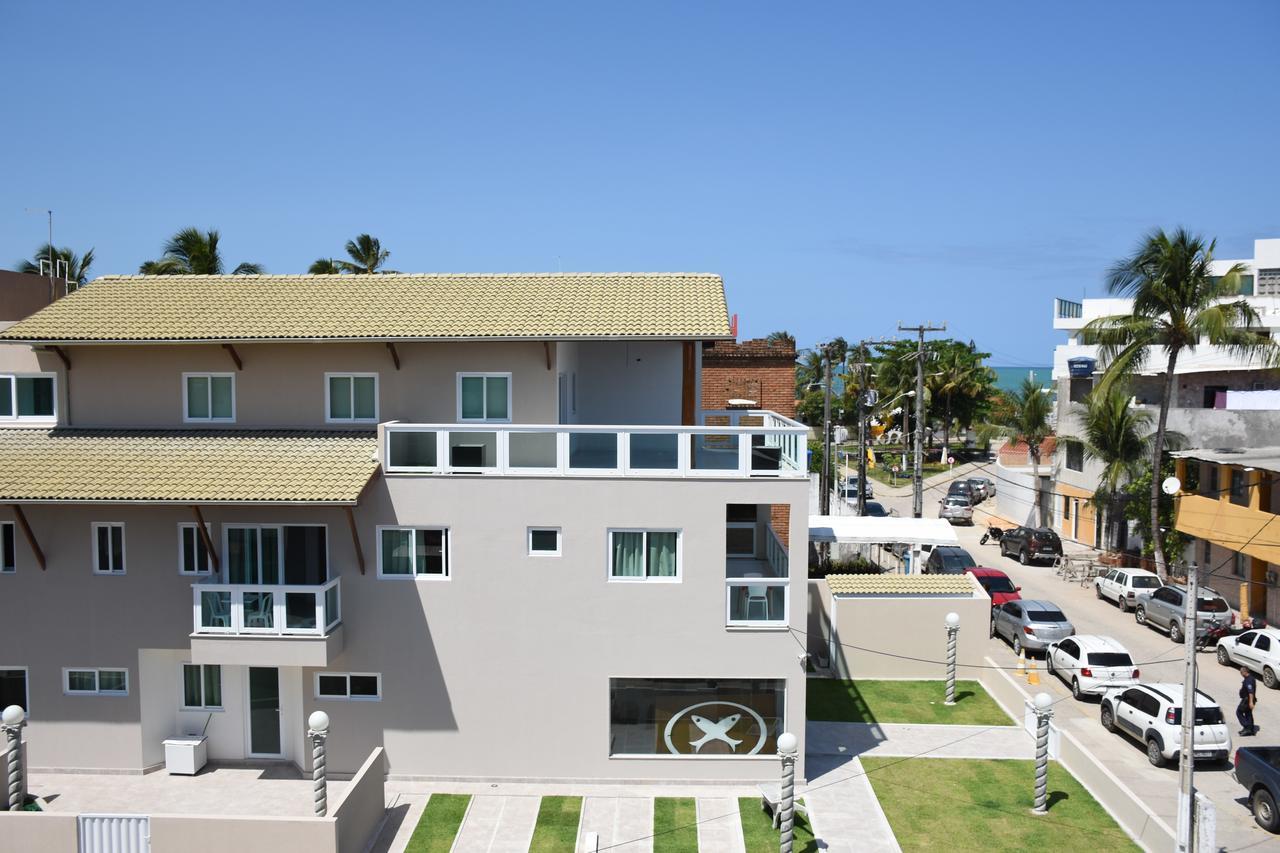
[857,462,1280,852]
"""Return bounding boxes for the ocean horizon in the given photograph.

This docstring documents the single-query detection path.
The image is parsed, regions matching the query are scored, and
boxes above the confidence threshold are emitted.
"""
[991,365,1053,393]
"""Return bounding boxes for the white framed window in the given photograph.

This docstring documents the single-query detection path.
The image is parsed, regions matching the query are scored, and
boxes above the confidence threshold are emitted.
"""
[178,523,212,575]
[726,523,757,558]
[64,667,128,696]
[377,527,449,579]
[528,527,561,557]
[180,663,222,710]
[325,373,379,423]
[315,672,381,701]
[92,523,126,574]
[1,521,15,573]
[223,524,328,585]
[183,372,235,422]
[608,529,681,581]
[0,373,56,421]
[0,667,28,715]
[457,373,511,422]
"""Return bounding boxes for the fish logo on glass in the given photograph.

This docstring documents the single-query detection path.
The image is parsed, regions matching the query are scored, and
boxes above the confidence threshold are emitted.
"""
[663,702,768,755]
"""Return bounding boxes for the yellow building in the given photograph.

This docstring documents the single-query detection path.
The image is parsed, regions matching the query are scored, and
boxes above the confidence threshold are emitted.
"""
[1173,449,1280,624]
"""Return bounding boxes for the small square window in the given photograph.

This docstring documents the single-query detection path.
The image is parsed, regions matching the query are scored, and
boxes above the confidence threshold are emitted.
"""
[378,527,449,578]
[182,664,222,709]
[528,528,561,556]
[349,675,380,698]
[327,374,379,422]
[92,523,126,574]
[458,373,511,422]
[179,524,211,575]
[315,672,381,701]
[184,373,235,422]
[0,374,56,420]
[65,667,128,696]
[317,674,348,697]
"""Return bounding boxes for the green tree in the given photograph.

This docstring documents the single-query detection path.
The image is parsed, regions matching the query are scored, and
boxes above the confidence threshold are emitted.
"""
[929,340,996,457]
[310,233,394,274]
[1122,457,1190,570]
[1081,228,1276,575]
[766,330,796,347]
[985,376,1053,524]
[140,228,263,275]
[15,243,95,290]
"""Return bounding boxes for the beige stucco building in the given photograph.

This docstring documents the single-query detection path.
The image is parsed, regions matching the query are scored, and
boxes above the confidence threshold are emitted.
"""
[0,272,810,783]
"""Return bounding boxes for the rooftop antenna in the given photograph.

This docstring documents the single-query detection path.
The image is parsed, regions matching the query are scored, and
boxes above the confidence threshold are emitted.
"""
[24,208,54,302]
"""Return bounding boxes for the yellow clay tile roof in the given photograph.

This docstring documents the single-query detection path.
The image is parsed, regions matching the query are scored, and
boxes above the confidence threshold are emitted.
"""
[0,429,378,503]
[0,273,733,343]
[826,573,976,595]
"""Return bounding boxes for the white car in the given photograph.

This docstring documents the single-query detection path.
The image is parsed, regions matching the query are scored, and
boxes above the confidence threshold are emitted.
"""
[1094,567,1161,613]
[1099,683,1231,767]
[1216,627,1280,689]
[1046,635,1139,700]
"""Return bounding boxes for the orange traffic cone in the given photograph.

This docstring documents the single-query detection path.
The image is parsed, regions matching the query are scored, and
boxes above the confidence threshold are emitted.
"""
[1015,649,1026,677]
[1027,659,1040,686]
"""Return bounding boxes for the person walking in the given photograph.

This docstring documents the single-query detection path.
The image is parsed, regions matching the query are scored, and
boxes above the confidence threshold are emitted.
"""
[1238,666,1259,737]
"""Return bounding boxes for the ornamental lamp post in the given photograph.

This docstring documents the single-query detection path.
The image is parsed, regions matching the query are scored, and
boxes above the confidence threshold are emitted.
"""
[1031,692,1053,815]
[776,731,799,853]
[944,612,960,706]
[2,704,26,812]
[308,710,330,817]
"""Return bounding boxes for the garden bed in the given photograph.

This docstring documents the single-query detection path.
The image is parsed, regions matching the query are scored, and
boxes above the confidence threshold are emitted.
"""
[807,678,1012,725]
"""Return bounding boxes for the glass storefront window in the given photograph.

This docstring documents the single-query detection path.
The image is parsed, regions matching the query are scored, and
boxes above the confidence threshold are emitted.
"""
[609,678,785,757]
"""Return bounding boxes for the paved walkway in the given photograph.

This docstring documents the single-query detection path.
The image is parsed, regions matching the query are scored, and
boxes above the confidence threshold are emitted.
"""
[452,794,541,853]
[580,796,654,852]
[804,754,901,853]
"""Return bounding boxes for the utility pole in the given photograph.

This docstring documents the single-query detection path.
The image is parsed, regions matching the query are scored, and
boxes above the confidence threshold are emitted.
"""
[898,322,945,518]
[848,341,878,517]
[819,343,833,517]
[1176,557,1199,852]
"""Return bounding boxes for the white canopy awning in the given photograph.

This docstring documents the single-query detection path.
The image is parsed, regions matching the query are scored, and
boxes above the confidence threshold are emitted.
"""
[808,514,960,547]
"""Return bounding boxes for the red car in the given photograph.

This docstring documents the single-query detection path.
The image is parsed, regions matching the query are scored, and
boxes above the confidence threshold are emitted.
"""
[968,567,1022,606]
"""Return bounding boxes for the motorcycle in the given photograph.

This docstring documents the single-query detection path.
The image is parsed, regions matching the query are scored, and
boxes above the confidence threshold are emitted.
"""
[980,524,1005,545]
[1196,616,1267,652]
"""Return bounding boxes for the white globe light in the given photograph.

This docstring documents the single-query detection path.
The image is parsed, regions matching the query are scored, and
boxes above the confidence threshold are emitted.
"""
[1033,692,1052,711]
[308,710,330,734]
[1,704,25,726]
[1161,476,1182,496]
[945,612,960,628]
[776,731,798,755]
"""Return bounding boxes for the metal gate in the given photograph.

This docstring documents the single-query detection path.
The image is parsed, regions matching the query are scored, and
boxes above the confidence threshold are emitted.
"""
[78,814,150,853]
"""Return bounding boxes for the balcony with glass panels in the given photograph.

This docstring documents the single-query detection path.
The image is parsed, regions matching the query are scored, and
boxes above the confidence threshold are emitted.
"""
[725,508,789,628]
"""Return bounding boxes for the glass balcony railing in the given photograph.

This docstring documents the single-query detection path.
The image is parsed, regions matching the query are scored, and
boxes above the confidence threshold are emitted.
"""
[382,410,808,478]
[725,526,789,627]
[193,578,341,637]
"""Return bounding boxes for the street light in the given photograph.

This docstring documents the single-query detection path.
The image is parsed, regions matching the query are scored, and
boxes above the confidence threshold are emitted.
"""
[777,731,799,853]
[944,612,960,705]
[308,710,331,817]
[1161,475,1199,853]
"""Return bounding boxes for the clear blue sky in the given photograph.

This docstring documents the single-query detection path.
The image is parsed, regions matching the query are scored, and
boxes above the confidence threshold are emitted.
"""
[4,1,1278,364]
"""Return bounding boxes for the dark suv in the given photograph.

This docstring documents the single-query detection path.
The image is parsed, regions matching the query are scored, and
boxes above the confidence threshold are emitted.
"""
[924,546,978,575]
[999,526,1063,565]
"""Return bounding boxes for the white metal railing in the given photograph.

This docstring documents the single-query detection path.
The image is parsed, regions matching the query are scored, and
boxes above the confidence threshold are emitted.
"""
[765,526,789,577]
[192,578,340,637]
[381,409,808,478]
[1055,297,1083,319]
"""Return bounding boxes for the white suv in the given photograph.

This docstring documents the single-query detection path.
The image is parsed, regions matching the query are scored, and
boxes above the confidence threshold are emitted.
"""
[1094,568,1161,613]
[1099,683,1231,767]
[1216,627,1280,689]
[1046,635,1139,700]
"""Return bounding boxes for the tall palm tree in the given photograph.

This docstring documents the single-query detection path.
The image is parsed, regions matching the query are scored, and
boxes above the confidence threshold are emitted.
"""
[140,228,263,275]
[988,376,1053,525]
[1061,384,1164,550]
[930,344,993,458]
[1081,228,1275,575]
[766,330,796,348]
[15,244,95,289]
[309,234,394,274]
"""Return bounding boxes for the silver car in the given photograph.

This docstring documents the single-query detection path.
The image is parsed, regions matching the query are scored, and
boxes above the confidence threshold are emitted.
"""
[992,599,1075,656]
[939,495,974,525]
[1134,584,1232,643]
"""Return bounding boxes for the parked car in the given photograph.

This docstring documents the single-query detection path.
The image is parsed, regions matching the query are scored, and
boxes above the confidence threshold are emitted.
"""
[1234,746,1280,833]
[946,480,977,505]
[923,546,977,575]
[1217,627,1280,689]
[1134,584,1232,643]
[967,567,1021,607]
[858,500,895,518]
[998,526,1063,565]
[1046,635,1139,700]
[968,476,995,499]
[1094,567,1162,613]
[1100,683,1230,767]
[991,599,1074,656]
[842,475,873,502]
[938,495,974,525]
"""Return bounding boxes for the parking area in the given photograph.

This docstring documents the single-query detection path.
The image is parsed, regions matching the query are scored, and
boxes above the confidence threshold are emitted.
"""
[865,466,1280,851]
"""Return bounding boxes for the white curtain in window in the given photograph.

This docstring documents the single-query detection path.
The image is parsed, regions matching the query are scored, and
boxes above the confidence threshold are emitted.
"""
[612,532,645,577]
[381,529,413,575]
[648,532,677,577]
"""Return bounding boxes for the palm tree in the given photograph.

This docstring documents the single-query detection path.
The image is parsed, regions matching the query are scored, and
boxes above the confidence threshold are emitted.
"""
[309,234,394,275]
[15,244,95,290]
[988,376,1053,525]
[1061,384,1164,550]
[766,330,796,348]
[930,343,993,459]
[140,228,263,275]
[1081,228,1276,575]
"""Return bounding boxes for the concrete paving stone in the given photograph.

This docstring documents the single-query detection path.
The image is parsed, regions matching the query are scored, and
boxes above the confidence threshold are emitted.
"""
[695,797,745,853]
[611,796,655,853]
[804,755,902,853]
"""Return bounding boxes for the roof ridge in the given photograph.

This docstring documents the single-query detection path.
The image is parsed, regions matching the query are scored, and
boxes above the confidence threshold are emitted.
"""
[92,272,724,280]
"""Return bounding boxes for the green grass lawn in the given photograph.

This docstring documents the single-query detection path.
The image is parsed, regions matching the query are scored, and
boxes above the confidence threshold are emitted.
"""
[405,793,471,853]
[529,796,583,852]
[738,797,819,853]
[861,757,1138,852]
[865,463,948,486]
[807,679,1012,725]
[653,797,699,853]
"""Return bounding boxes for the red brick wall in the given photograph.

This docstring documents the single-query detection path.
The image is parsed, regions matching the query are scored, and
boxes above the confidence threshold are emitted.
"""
[700,338,797,418]
[769,504,790,547]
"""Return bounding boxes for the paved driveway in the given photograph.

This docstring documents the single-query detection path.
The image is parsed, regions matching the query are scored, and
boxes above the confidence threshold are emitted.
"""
[867,470,1278,851]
